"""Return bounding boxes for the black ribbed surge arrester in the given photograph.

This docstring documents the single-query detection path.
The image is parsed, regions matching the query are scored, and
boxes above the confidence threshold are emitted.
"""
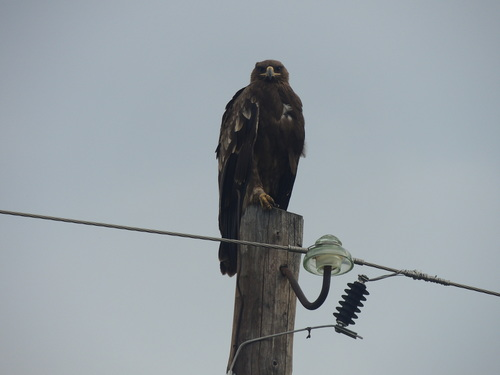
[334,280,369,326]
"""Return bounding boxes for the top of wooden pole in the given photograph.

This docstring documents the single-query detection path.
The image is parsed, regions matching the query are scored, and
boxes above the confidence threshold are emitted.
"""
[227,206,303,375]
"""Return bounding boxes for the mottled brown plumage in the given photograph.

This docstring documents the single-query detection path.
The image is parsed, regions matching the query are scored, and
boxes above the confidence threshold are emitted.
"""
[216,60,305,276]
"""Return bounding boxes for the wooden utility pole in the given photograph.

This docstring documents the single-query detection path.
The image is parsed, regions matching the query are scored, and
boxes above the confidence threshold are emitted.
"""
[226,205,303,375]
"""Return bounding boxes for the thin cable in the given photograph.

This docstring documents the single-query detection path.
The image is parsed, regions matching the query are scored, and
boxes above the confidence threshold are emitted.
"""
[0,209,307,253]
[227,324,338,375]
[1,209,499,297]
[355,258,500,297]
[364,272,401,282]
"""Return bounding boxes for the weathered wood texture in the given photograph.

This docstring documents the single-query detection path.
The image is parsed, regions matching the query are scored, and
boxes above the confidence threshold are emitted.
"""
[227,205,303,375]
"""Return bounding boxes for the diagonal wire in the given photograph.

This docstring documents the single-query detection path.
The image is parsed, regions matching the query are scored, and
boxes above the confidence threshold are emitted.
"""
[1,209,499,297]
[354,258,500,296]
[0,209,306,252]
[226,324,349,375]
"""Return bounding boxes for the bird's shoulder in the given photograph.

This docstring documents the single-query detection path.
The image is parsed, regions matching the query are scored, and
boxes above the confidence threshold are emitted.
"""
[216,85,259,160]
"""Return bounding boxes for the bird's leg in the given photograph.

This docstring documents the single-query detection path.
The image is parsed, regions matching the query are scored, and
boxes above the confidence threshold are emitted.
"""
[247,164,276,210]
[251,186,275,210]
[259,193,275,210]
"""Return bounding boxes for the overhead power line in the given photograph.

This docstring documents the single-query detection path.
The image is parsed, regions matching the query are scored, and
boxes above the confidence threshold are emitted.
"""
[1,209,499,298]
[0,209,306,252]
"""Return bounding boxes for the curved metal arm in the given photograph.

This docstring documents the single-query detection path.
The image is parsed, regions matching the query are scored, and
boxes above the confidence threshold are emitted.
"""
[280,265,332,310]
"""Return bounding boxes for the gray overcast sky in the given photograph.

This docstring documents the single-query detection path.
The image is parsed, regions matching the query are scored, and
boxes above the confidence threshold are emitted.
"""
[1,1,499,374]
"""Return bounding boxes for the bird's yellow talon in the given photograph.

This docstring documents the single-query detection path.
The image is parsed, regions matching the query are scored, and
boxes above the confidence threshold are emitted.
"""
[259,193,275,210]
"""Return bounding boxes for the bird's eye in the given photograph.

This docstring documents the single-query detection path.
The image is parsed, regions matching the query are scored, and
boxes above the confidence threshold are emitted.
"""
[275,66,282,73]
[258,66,266,73]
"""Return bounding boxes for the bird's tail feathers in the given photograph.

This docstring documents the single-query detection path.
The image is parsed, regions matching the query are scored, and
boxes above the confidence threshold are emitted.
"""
[218,191,241,277]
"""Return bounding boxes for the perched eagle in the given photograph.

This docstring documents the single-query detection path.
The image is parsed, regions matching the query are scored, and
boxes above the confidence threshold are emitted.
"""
[216,60,305,276]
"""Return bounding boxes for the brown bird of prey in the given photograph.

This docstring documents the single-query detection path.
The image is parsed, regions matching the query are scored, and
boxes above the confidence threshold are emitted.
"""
[216,60,305,276]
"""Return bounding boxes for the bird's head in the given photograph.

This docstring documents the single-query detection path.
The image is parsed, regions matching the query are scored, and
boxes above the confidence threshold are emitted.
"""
[251,60,289,84]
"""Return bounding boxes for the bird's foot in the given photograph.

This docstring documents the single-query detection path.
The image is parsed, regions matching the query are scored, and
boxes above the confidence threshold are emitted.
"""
[259,193,276,210]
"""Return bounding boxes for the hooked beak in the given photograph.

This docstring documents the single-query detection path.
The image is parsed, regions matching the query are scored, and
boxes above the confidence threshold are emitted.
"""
[260,66,279,80]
